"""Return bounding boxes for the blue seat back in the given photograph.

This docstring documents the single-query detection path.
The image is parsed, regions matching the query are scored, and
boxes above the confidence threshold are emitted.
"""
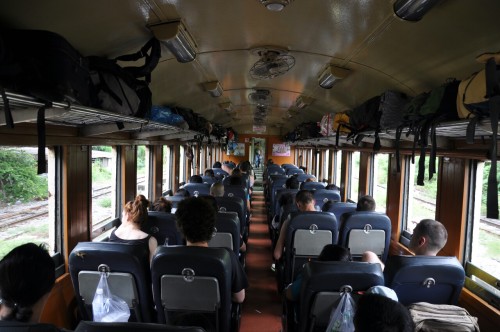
[212,168,228,177]
[300,181,326,191]
[283,212,338,285]
[164,195,185,209]
[296,173,316,182]
[313,189,341,209]
[384,255,465,305]
[69,242,154,322]
[201,176,215,185]
[338,211,391,262]
[143,211,184,246]
[182,183,210,197]
[323,202,357,224]
[209,212,240,257]
[151,246,233,332]
[215,196,245,237]
[298,261,384,332]
[286,168,304,175]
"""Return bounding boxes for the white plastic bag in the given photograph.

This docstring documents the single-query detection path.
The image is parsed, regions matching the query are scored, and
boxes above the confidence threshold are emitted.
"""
[325,291,356,332]
[92,272,131,322]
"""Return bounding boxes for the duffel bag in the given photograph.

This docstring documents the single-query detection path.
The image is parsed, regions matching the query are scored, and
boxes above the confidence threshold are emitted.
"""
[408,302,479,332]
[379,90,409,130]
[0,29,91,105]
[88,37,161,118]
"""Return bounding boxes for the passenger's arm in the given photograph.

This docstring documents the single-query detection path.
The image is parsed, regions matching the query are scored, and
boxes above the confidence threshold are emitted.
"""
[273,219,289,261]
[148,236,158,263]
[361,251,385,271]
[232,289,245,303]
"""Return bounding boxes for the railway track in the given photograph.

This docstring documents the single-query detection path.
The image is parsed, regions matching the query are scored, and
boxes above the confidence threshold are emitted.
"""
[1,177,146,229]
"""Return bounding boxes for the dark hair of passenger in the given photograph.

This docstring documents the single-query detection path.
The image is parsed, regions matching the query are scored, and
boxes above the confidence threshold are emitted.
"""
[231,168,242,177]
[174,188,190,197]
[295,189,314,205]
[299,166,307,172]
[357,195,376,211]
[200,195,218,212]
[413,219,448,253]
[175,197,216,243]
[204,168,215,177]
[240,161,252,173]
[321,199,336,212]
[0,243,55,322]
[124,194,149,224]
[325,184,340,191]
[189,174,203,183]
[229,175,244,186]
[318,244,352,262]
[285,176,300,189]
[354,294,415,332]
[151,196,172,213]
[212,161,222,168]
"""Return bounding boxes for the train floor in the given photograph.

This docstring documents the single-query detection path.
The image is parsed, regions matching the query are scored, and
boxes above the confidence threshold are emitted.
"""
[240,174,282,332]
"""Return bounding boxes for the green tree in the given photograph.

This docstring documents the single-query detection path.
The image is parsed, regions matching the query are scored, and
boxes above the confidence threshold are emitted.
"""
[0,149,48,203]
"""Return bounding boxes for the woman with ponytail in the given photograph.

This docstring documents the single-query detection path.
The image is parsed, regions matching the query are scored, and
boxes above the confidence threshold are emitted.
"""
[0,243,61,330]
[109,195,158,262]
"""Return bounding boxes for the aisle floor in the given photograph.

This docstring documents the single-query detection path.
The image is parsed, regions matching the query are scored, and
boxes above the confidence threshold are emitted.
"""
[239,187,282,332]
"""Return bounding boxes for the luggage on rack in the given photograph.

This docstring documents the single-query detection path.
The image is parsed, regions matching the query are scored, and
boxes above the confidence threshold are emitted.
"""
[0,29,91,105]
[88,37,161,118]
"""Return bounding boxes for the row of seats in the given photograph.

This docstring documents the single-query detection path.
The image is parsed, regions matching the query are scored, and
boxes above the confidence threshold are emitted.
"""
[283,256,465,332]
[275,210,392,290]
[69,243,241,331]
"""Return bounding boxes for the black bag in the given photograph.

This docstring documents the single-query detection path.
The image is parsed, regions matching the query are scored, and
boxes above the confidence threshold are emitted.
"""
[0,29,91,105]
[379,90,409,129]
[88,38,161,118]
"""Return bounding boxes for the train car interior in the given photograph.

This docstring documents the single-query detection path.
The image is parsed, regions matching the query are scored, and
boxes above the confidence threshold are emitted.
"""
[0,0,499,331]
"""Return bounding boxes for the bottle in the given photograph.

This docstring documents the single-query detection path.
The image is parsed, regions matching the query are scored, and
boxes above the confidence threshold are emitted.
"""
[92,288,106,322]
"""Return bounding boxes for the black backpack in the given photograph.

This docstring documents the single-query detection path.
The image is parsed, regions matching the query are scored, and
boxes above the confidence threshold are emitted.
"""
[88,37,161,118]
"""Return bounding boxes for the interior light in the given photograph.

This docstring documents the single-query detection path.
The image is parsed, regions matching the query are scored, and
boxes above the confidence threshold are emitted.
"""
[393,0,442,22]
[295,96,315,109]
[149,20,196,63]
[318,65,351,89]
[260,0,293,12]
[204,81,223,98]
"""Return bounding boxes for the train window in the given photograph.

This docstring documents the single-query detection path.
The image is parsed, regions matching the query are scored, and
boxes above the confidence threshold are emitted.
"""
[334,150,342,186]
[179,145,186,183]
[403,156,438,234]
[91,146,117,232]
[136,145,148,196]
[0,146,54,258]
[373,153,389,213]
[163,145,172,193]
[349,151,360,201]
[469,160,500,280]
[324,150,330,183]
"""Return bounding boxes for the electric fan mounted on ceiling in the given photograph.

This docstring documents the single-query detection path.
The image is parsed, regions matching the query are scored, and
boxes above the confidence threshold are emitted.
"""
[250,47,295,80]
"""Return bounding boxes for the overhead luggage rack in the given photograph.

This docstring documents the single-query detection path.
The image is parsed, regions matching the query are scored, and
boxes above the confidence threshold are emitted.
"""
[0,91,202,139]
[288,118,500,147]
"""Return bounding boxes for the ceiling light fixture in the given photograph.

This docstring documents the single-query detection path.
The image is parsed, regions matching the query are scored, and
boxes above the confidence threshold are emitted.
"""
[149,20,196,63]
[318,65,351,89]
[204,81,223,97]
[259,0,293,12]
[393,0,442,22]
[295,96,315,109]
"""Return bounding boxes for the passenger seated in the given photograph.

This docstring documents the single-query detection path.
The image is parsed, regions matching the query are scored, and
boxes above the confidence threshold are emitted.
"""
[354,294,415,332]
[151,196,172,213]
[189,175,203,184]
[204,169,215,178]
[174,188,190,197]
[175,197,248,303]
[0,243,60,330]
[274,190,317,261]
[357,195,376,212]
[210,182,224,197]
[109,195,158,262]
[363,219,448,270]
[285,245,352,301]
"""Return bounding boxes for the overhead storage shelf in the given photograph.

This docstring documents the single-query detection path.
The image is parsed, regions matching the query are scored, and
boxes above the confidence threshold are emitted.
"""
[0,91,204,140]
[288,118,500,147]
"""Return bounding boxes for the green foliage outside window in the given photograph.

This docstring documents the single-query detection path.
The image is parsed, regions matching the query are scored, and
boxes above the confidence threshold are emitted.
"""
[0,149,48,204]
